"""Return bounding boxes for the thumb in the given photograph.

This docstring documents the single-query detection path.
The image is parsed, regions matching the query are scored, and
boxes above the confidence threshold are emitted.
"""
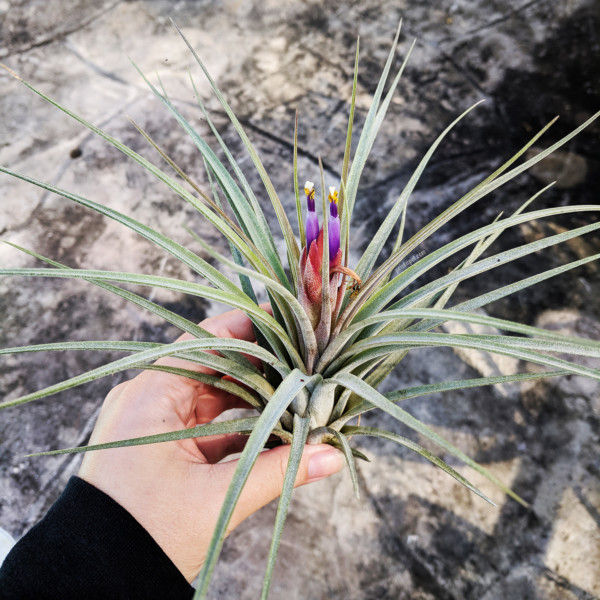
[218,443,344,531]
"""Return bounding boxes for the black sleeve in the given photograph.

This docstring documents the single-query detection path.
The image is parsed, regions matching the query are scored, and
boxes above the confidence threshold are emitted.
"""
[0,476,194,600]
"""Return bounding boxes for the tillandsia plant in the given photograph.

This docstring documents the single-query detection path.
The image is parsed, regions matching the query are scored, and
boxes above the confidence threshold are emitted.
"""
[2,19,600,598]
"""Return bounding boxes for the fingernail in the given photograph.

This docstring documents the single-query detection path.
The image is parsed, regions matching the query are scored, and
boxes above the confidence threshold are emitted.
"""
[307,448,344,482]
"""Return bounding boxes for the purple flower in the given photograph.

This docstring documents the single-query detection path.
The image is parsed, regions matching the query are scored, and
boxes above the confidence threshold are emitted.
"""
[327,186,340,259]
[304,180,319,249]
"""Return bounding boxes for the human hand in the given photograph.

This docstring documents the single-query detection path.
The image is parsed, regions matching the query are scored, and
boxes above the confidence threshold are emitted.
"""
[78,308,344,582]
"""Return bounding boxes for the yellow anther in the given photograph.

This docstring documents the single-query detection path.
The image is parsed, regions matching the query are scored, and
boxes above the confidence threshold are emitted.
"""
[328,186,339,204]
[304,180,315,198]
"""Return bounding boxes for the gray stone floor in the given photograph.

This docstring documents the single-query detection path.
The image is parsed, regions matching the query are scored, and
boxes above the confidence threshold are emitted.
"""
[1,1,599,598]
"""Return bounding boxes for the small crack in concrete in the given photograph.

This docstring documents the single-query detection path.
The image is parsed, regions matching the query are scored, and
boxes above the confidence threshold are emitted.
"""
[0,0,123,60]
[239,117,339,176]
[438,0,550,45]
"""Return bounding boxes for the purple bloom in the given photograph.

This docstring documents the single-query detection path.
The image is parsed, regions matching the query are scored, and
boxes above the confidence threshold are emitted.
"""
[328,186,340,259]
[304,181,319,249]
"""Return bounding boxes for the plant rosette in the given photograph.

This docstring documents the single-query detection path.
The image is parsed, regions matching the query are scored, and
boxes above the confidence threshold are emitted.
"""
[2,20,600,600]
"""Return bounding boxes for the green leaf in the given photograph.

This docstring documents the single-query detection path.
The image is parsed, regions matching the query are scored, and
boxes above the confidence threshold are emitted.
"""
[342,425,494,504]
[139,364,264,410]
[322,208,600,368]
[3,241,258,371]
[0,267,297,360]
[0,167,244,295]
[429,183,553,312]
[27,418,260,457]
[129,117,225,216]
[353,251,600,393]
[170,20,301,287]
[326,427,360,499]
[354,100,485,282]
[186,232,317,371]
[0,340,159,356]
[186,72,291,290]
[132,62,287,287]
[318,306,600,371]
[330,332,600,383]
[331,370,567,428]
[185,96,302,358]
[260,414,310,599]
[357,207,600,323]
[343,21,406,220]
[0,70,260,270]
[198,160,284,371]
[342,31,417,264]
[331,372,527,506]
[199,158,260,300]
[195,369,320,599]
[0,338,278,410]
[454,252,600,314]
[190,75,279,240]
[342,111,600,325]
[357,116,559,299]
[293,111,306,250]
[339,36,360,258]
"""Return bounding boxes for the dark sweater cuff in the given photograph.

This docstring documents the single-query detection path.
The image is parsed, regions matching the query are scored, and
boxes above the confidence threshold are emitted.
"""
[0,476,194,600]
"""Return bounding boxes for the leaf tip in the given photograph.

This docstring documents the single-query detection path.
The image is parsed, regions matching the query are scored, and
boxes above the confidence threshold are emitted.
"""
[24,452,42,458]
[513,494,531,509]
[0,62,22,81]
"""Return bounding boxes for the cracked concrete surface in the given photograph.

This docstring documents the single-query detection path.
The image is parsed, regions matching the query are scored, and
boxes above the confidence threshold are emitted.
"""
[1,0,599,598]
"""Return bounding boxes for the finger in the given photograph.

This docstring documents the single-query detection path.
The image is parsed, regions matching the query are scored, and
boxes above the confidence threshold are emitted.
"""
[193,389,253,424]
[138,306,272,421]
[157,307,267,376]
[193,306,272,371]
[197,308,259,343]
[196,432,249,464]
[210,444,344,531]
[176,305,272,345]
[196,431,283,464]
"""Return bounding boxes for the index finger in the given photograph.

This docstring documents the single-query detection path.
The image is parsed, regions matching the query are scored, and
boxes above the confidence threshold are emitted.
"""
[195,308,258,343]
[176,304,272,344]
[161,305,272,377]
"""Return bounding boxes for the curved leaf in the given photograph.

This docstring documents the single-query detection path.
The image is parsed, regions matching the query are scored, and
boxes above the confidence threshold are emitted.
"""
[0,267,299,363]
[0,338,279,410]
[329,332,600,382]
[331,372,527,506]
[260,414,310,599]
[342,425,494,504]
[0,70,259,269]
[3,241,258,371]
[330,370,567,428]
[354,100,484,282]
[195,370,320,599]
[170,20,301,287]
[27,417,260,457]
[357,210,600,323]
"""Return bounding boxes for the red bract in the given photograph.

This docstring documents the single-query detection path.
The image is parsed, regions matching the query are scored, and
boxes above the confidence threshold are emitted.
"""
[299,228,342,329]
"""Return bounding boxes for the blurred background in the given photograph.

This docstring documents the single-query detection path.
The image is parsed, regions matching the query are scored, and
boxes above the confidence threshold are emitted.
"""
[1,1,599,598]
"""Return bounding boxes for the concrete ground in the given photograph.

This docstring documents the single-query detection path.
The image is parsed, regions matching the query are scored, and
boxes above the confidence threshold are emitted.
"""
[1,1,599,598]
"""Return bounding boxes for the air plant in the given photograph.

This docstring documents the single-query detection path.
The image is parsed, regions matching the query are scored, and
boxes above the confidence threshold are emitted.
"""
[1,20,600,599]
